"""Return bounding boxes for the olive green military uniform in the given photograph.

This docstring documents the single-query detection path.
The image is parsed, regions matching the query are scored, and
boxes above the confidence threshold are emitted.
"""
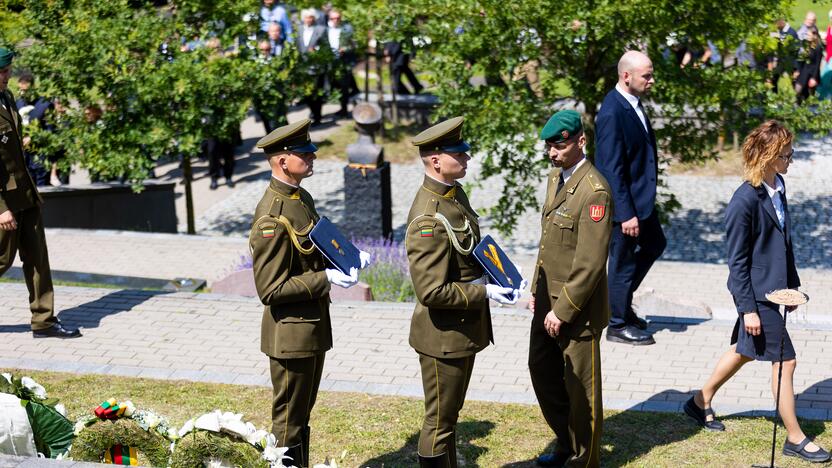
[529,112,614,467]
[0,87,56,331]
[405,117,492,467]
[249,119,330,468]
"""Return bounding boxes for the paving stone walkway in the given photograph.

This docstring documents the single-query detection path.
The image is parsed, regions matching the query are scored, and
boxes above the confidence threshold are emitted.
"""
[1,283,831,421]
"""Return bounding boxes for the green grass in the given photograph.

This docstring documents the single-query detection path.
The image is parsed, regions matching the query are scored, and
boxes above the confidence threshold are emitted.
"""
[314,121,421,164]
[4,369,831,467]
[791,0,832,25]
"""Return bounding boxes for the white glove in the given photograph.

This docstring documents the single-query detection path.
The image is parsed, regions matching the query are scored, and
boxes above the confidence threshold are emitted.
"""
[518,279,528,292]
[326,267,359,288]
[486,284,518,305]
[359,250,372,269]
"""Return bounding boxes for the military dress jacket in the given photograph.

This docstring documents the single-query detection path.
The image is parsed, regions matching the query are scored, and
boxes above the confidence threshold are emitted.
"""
[405,176,493,359]
[531,161,614,336]
[0,90,41,214]
[250,177,332,359]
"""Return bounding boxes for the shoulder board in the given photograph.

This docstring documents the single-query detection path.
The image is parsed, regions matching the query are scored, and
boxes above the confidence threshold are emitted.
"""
[586,173,607,192]
[268,197,284,218]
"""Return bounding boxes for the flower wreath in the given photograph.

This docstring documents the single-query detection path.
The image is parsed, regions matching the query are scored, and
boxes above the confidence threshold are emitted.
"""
[69,399,176,467]
[0,373,74,459]
[170,410,293,468]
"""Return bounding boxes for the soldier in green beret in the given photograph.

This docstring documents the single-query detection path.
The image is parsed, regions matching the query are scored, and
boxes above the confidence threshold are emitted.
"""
[528,110,613,467]
[405,116,521,467]
[249,118,370,468]
[0,47,80,338]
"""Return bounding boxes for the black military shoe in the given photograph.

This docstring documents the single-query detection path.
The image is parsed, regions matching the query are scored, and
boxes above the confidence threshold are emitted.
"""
[536,451,571,467]
[209,178,219,190]
[226,177,235,188]
[606,325,655,345]
[33,322,82,339]
[418,452,452,468]
[783,437,832,463]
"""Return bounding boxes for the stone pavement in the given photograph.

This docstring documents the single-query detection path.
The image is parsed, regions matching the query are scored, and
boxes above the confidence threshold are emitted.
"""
[1,283,831,421]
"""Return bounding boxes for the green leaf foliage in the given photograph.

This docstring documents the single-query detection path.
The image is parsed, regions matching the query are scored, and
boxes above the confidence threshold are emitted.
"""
[337,0,832,234]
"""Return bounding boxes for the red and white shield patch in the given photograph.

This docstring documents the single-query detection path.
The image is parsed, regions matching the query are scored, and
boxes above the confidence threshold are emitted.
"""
[589,204,605,222]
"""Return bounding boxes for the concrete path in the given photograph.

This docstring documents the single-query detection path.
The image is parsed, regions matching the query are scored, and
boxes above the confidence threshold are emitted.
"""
[1,283,831,421]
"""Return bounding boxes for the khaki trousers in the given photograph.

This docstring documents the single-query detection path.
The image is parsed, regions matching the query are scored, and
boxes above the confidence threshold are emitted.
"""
[0,205,55,330]
[269,354,325,448]
[529,294,603,467]
[417,353,475,464]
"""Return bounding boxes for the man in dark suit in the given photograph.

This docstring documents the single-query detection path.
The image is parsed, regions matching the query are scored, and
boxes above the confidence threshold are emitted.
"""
[595,51,665,346]
[298,9,330,126]
[0,48,80,338]
[383,41,423,95]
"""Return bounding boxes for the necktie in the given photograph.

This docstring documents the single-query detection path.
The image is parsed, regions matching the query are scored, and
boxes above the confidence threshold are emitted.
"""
[556,173,564,195]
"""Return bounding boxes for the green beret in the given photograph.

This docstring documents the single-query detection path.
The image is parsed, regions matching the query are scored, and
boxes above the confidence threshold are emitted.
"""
[540,109,583,143]
[412,116,471,153]
[0,48,14,69]
[256,118,318,156]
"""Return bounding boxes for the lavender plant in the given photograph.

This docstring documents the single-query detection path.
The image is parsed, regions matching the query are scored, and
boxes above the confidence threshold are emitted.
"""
[353,238,415,303]
[231,238,415,302]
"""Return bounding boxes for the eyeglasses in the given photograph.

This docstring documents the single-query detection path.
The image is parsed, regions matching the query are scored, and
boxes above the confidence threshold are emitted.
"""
[778,149,794,161]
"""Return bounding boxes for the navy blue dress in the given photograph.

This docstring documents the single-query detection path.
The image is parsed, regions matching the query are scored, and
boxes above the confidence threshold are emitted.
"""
[724,177,800,361]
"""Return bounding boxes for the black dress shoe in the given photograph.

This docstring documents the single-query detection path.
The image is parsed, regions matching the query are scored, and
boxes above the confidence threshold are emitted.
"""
[209,178,219,190]
[783,437,832,463]
[33,322,82,339]
[683,396,725,431]
[226,178,235,188]
[536,451,571,467]
[627,312,649,330]
[606,325,655,345]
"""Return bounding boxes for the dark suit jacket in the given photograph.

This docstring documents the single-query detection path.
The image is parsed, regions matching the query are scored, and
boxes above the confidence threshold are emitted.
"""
[594,89,658,222]
[725,176,800,314]
[0,90,41,214]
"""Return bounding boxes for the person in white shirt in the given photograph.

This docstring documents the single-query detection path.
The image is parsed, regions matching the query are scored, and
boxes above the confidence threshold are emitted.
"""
[326,9,358,117]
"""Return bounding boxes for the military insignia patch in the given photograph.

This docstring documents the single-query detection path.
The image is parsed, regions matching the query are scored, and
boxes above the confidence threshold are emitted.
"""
[589,205,605,222]
[262,228,276,238]
[420,228,434,237]
[561,130,569,140]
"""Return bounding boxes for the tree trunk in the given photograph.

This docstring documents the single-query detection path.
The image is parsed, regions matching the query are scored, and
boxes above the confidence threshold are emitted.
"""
[583,102,598,161]
[182,154,195,235]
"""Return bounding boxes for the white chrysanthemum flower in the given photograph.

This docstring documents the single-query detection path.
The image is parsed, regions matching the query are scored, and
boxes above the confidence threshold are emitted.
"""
[20,377,47,399]
[54,403,67,416]
[122,401,136,417]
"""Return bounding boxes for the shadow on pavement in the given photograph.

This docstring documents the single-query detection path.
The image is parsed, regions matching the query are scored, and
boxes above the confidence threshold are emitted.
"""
[645,318,710,334]
[57,289,173,330]
[663,194,832,269]
[358,420,495,467]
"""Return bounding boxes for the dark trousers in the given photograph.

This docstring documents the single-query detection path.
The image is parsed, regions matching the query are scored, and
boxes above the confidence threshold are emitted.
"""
[607,210,666,328]
[0,205,56,330]
[269,353,325,465]
[529,292,602,467]
[418,353,475,466]
[391,55,423,95]
[303,74,327,123]
[203,138,235,181]
[331,60,359,112]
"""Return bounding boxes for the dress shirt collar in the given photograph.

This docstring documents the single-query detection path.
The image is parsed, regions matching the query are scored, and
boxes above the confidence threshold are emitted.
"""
[615,83,641,109]
[561,156,586,184]
[761,176,785,198]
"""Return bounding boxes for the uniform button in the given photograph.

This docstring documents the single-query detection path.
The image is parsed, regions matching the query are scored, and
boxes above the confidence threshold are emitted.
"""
[538,260,543,265]
[540,245,545,250]
[460,318,465,323]
[543,230,547,235]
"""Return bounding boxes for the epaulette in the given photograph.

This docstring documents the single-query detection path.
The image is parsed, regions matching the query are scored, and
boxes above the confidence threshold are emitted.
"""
[586,173,607,192]
[268,197,284,218]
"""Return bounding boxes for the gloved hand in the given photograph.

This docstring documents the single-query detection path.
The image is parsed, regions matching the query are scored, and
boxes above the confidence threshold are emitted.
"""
[359,250,372,269]
[326,267,359,288]
[486,284,518,305]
